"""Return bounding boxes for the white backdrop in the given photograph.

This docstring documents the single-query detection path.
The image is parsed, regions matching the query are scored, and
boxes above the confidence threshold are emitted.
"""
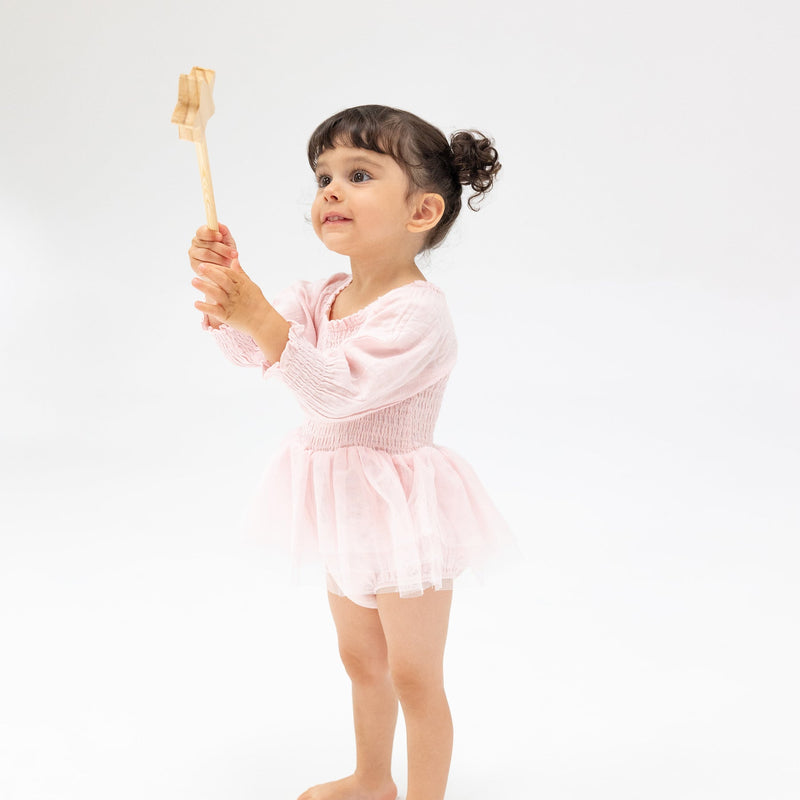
[1,1,798,798]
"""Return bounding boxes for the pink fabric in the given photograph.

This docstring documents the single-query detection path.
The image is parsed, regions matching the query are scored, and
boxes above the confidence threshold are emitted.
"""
[204,272,516,600]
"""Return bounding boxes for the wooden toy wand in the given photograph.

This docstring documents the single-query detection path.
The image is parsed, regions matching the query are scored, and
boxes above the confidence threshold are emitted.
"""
[171,66,218,231]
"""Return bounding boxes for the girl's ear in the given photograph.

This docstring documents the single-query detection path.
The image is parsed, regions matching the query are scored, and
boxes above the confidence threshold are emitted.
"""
[407,192,445,234]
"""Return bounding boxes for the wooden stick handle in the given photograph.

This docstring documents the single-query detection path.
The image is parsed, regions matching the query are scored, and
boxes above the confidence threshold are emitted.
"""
[195,136,218,231]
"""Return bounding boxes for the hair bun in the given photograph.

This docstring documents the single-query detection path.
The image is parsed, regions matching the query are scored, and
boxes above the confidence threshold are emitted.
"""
[450,130,501,210]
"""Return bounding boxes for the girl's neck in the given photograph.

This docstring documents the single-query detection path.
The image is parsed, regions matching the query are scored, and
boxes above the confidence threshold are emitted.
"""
[347,256,426,296]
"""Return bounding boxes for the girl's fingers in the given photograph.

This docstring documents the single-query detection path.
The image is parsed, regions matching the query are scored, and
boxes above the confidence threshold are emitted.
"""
[189,242,237,264]
[188,223,240,323]
[189,223,238,274]
[191,236,235,254]
[216,221,233,239]
[195,222,236,250]
[216,222,237,249]
[196,263,233,291]
[192,275,228,304]
[194,299,226,319]
[196,225,223,242]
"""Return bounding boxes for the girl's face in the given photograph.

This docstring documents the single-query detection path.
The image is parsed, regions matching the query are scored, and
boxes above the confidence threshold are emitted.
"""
[311,145,420,261]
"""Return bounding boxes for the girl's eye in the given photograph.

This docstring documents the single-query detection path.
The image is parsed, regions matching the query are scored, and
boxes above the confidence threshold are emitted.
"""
[315,170,371,188]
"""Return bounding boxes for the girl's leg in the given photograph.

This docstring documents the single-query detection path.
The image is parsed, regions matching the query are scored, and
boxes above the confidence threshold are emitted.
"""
[376,587,454,800]
[297,591,399,800]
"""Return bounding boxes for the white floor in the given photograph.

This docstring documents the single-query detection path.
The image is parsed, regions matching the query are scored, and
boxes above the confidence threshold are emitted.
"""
[1,415,797,800]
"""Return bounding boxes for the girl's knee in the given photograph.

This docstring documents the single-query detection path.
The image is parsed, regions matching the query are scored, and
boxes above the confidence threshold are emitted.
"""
[388,659,445,706]
[339,642,390,685]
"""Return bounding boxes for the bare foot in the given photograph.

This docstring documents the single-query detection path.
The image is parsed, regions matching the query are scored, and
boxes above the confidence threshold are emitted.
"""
[297,773,398,800]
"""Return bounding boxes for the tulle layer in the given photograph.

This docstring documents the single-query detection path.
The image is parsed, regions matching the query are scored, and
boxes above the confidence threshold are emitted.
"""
[242,429,518,600]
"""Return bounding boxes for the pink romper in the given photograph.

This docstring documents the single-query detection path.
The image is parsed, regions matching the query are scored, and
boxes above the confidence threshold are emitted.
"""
[203,271,515,608]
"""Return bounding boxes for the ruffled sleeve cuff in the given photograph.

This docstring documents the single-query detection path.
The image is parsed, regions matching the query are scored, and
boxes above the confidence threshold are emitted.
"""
[201,314,271,369]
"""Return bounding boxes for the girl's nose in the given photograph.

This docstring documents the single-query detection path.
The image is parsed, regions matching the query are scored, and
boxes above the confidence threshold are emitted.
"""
[323,180,342,201]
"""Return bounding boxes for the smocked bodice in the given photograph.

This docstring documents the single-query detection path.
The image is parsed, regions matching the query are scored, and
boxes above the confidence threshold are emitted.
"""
[207,271,458,454]
[299,376,448,452]
[297,287,450,452]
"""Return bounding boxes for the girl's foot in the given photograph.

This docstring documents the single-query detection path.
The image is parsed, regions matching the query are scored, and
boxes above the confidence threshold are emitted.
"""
[297,773,398,800]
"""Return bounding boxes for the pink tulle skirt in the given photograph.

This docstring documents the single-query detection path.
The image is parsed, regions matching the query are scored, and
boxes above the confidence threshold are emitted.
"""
[242,429,518,601]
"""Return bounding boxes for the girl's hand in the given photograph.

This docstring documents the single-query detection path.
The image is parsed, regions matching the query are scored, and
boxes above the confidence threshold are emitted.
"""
[191,257,272,336]
[188,222,238,275]
[189,221,240,329]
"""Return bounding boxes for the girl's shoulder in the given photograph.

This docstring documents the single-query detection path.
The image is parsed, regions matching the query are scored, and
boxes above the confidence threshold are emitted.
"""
[270,272,349,314]
[339,275,450,326]
[274,272,451,333]
[361,279,456,351]
[283,271,349,297]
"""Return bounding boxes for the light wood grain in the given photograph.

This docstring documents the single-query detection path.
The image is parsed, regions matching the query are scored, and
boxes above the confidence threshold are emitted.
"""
[171,67,218,231]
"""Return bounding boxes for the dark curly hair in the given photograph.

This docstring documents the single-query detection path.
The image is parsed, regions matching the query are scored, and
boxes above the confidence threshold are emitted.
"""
[307,104,501,251]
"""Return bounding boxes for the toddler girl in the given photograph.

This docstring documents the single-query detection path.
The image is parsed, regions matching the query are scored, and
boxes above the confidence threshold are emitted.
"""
[189,104,516,800]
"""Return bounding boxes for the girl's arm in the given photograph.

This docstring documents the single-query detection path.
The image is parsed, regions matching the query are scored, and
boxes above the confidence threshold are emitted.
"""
[193,258,290,363]
[246,305,291,364]
[201,313,266,367]
[190,221,290,363]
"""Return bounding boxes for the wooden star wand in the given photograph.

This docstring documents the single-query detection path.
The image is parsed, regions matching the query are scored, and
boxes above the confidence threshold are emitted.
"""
[171,66,218,231]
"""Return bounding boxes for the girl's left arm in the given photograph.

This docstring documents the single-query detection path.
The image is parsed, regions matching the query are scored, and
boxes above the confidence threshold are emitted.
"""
[247,305,291,364]
[270,287,458,420]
